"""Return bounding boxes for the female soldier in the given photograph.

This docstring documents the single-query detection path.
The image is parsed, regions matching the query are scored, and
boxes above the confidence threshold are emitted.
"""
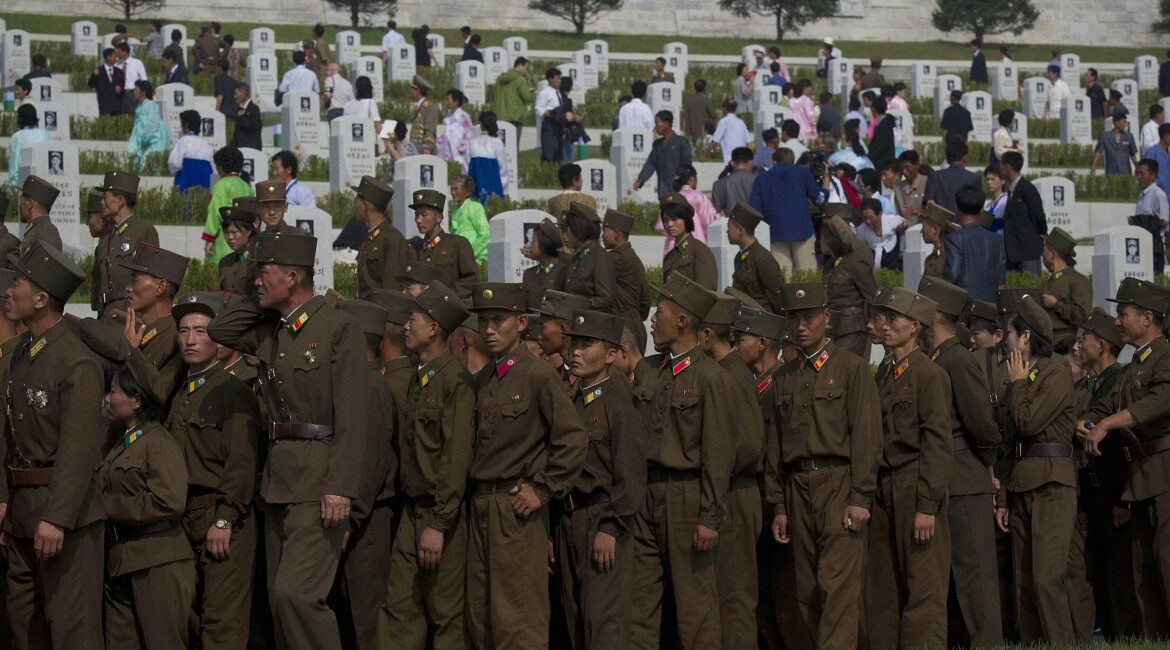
[217,205,259,295]
[660,192,717,290]
[819,209,877,359]
[520,217,569,311]
[561,202,616,312]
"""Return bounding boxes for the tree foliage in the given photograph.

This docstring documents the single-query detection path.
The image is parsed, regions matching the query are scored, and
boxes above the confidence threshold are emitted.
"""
[102,0,166,22]
[324,0,397,28]
[717,0,840,41]
[527,0,624,36]
[931,0,1039,43]
[1155,0,1170,34]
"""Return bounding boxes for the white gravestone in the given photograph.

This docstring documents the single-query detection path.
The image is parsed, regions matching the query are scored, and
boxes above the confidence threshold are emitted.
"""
[162,24,187,47]
[708,219,772,291]
[1136,55,1158,91]
[482,47,507,84]
[247,53,279,113]
[18,141,81,256]
[157,83,196,143]
[910,62,936,98]
[72,21,99,58]
[584,39,609,77]
[427,34,446,69]
[1034,177,1084,239]
[664,42,688,81]
[249,28,275,55]
[1111,79,1139,117]
[961,91,994,143]
[1062,54,1081,87]
[889,109,915,150]
[199,111,226,150]
[354,56,384,103]
[1060,96,1092,145]
[934,75,962,120]
[1023,77,1049,120]
[239,147,268,183]
[1093,226,1152,312]
[284,206,335,293]
[575,159,618,213]
[992,62,1019,101]
[455,61,487,105]
[329,116,376,192]
[335,31,361,67]
[502,37,528,62]
[1009,112,1028,169]
[572,51,599,91]
[29,78,60,107]
[741,45,765,69]
[2,30,31,88]
[33,102,71,141]
[828,59,854,96]
[559,64,586,106]
[493,121,519,198]
[753,86,784,113]
[387,45,416,82]
[487,209,555,282]
[902,224,930,292]
[647,81,681,118]
[611,128,656,204]
[280,92,322,156]
[755,105,793,150]
[391,155,449,235]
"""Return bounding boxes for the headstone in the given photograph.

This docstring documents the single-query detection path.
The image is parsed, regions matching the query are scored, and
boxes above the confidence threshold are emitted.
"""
[828,59,854,95]
[1060,95,1092,145]
[572,51,599,90]
[1023,77,1049,120]
[198,110,226,150]
[888,109,915,150]
[709,219,772,290]
[238,147,269,183]
[279,92,322,156]
[992,62,1019,101]
[910,62,936,98]
[1009,112,1028,168]
[1110,79,1139,117]
[584,39,609,77]
[427,34,446,68]
[647,81,681,117]
[482,46,508,84]
[495,121,519,198]
[391,155,449,235]
[933,75,962,120]
[574,159,618,213]
[284,206,335,293]
[752,85,784,113]
[1033,177,1083,238]
[1092,226,1153,312]
[328,116,376,192]
[502,36,528,62]
[558,64,585,106]
[28,77,60,107]
[249,27,275,54]
[754,104,793,149]
[156,82,196,143]
[32,102,71,141]
[71,21,99,58]
[247,53,279,113]
[387,44,416,82]
[2,30,31,88]
[455,60,487,105]
[663,42,688,81]
[1062,53,1081,87]
[487,209,556,282]
[335,30,360,67]
[1136,55,1159,91]
[961,90,993,143]
[902,224,930,292]
[17,141,81,256]
[610,128,656,203]
[741,44,765,69]
[354,56,384,103]
[162,23,187,48]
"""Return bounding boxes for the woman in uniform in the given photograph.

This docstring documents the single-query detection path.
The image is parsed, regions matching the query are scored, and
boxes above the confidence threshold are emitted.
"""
[561,202,616,312]
[218,205,259,295]
[819,209,877,359]
[520,217,569,311]
[660,192,717,290]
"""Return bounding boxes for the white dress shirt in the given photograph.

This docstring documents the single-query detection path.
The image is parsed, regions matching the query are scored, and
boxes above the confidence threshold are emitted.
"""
[618,98,655,131]
[381,29,406,55]
[1047,79,1072,116]
[279,65,319,94]
[120,56,147,88]
[712,113,750,164]
[168,132,214,175]
[1142,119,1162,154]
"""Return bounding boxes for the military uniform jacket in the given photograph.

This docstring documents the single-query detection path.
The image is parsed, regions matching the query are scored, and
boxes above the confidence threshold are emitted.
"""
[0,321,106,537]
[409,230,479,301]
[923,241,945,279]
[411,98,439,151]
[219,247,256,296]
[607,241,652,324]
[1086,337,1170,501]
[92,214,160,311]
[166,364,259,525]
[522,257,569,311]
[756,361,785,504]
[471,347,587,500]
[381,356,412,501]
[662,234,717,291]
[572,376,647,536]
[140,313,183,400]
[641,347,736,530]
[18,216,62,255]
[733,240,784,314]
[824,248,877,336]
[1043,267,1092,343]
[564,241,617,313]
[0,225,20,269]
[267,222,306,236]
[718,353,764,478]
[772,342,882,516]
[1005,356,1077,493]
[208,295,368,504]
[400,351,475,534]
[224,355,258,387]
[96,422,193,576]
[352,362,395,527]
[932,337,1000,496]
[1077,364,1127,508]
[356,220,410,299]
[628,357,657,405]
[876,348,953,514]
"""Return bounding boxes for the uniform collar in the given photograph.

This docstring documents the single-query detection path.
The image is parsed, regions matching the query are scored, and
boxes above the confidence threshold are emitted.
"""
[185,362,221,393]
[800,340,833,372]
[577,375,611,406]
[493,347,526,379]
[140,313,175,348]
[418,350,454,386]
[929,335,959,361]
[663,346,700,376]
[282,295,326,334]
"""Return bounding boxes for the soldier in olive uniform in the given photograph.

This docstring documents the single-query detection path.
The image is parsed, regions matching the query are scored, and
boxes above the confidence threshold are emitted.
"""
[256,181,306,235]
[465,282,587,648]
[407,189,478,301]
[560,202,617,312]
[450,314,492,377]
[0,268,17,642]
[538,290,595,390]
[218,206,260,296]
[601,209,652,351]
[629,272,735,648]
[918,277,1004,647]
[769,281,882,650]
[1,242,106,649]
[122,243,190,400]
[728,202,784,314]
[522,218,570,311]
[1039,227,1092,353]
[0,194,20,266]
[409,75,439,154]
[920,203,959,280]
[660,193,718,290]
[819,213,877,360]
[396,261,442,298]
[355,175,409,300]
[94,171,160,320]
[16,175,63,255]
[208,232,369,650]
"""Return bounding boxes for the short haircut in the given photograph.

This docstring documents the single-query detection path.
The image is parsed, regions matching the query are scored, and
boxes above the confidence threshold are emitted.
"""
[238,82,251,95]
[135,79,154,99]
[355,76,374,100]
[945,138,968,163]
[171,29,182,42]
[292,50,306,66]
[950,89,963,101]
[819,91,832,103]
[14,79,30,94]
[997,109,1014,127]
[1138,158,1159,176]
[271,150,300,178]
[775,147,796,165]
[31,54,46,68]
[387,20,397,29]
[566,213,601,242]
[898,150,920,165]
[656,110,673,126]
[470,34,482,46]
[180,110,201,134]
[780,119,800,138]
[860,198,883,216]
[1110,89,1124,101]
[871,96,887,114]
[955,185,986,215]
[1087,67,1099,80]
[1000,151,1024,172]
[722,99,737,113]
[858,168,882,193]
[545,67,561,81]
[514,56,528,67]
[693,79,707,92]
[116,42,130,53]
[631,80,647,99]
[214,146,244,174]
[1047,64,1061,75]
[883,161,903,175]
[731,147,754,164]
[558,163,582,189]
[761,128,779,144]
[893,82,906,93]
[313,23,325,37]
[1151,104,1165,120]
[1160,123,1170,138]
[655,56,666,65]
[103,47,116,59]
[162,51,176,63]
[1113,111,1127,124]
[455,174,476,194]
[218,59,230,73]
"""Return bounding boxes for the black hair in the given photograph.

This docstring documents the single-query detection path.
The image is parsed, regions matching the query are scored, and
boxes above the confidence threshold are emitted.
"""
[1009,314,1053,358]
[214,146,244,175]
[945,138,968,163]
[514,56,528,67]
[135,79,154,99]
[835,163,857,181]
[955,185,986,215]
[848,95,861,112]
[881,84,895,99]
[16,103,37,129]
[1047,64,1061,76]
[150,19,161,30]
[545,67,561,81]
[1160,123,1170,138]
[480,110,499,137]
[736,63,746,76]
[355,76,374,100]
[14,79,31,94]
[858,168,882,193]
[115,24,127,33]
[313,23,325,38]
[969,317,1000,336]
[1110,89,1123,101]
[218,59,230,73]
[387,20,397,29]
[180,110,201,134]
[694,79,707,92]
[224,35,235,46]
[673,164,698,191]
[655,56,666,65]
[997,109,1014,127]
[871,96,887,114]
[116,42,130,53]
[779,119,800,139]
[447,89,467,106]
[292,50,306,66]
[31,54,46,69]
[893,82,906,93]
[662,203,695,232]
[171,29,182,43]
[859,198,882,216]
[818,91,833,103]
[731,147,754,164]
[566,213,601,242]
[883,160,903,175]
[984,164,1005,180]
[898,150,920,165]
[761,127,779,144]
[631,80,647,99]
[721,99,737,113]
[1000,151,1024,173]
[536,228,559,257]
[774,147,796,165]
[114,365,164,424]
[843,129,867,157]
[1138,158,1159,176]
[1151,104,1165,120]
[162,51,176,63]
[656,110,673,126]
[704,322,732,341]
[271,150,300,178]
[558,163,582,189]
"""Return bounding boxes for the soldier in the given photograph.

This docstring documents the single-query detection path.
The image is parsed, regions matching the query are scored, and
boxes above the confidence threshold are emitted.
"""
[409,75,439,154]
[660,193,717,290]
[396,261,442,297]
[967,298,1003,351]
[538,290,595,389]
[355,175,409,299]
[1,241,105,649]
[0,268,16,640]
[521,218,569,311]
[122,242,190,399]
[219,205,260,295]
[168,291,261,648]
[819,212,877,360]
[0,194,20,266]
[94,171,160,320]
[920,203,959,279]
[407,189,478,301]
[16,175,63,254]
[1039,227,1092,353]
[449,314,491,377]
[557,309,647,648]
[1000,295,1078,643]
[384,281,475,649]
[1082,278,1170,637]
[370,288,414,439]
[728,202,784,314]
[601,209,651,351]
[560,202,617,312]
[918,277,1003,647]
[208,232,368,650]
[629,271,735,648]
[255,180,305,235]
[770,281,882,650]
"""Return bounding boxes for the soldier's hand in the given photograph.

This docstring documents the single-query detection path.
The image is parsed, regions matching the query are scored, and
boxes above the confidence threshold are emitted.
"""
[1113,506,1132,528]
[1083,422,1111,457]
[123,308,144,348]
[771,514,790,544]
[320,494,350,527]
[1006,350,1028,382]
[1041,294,1058,308]
[509,483,542,518]
[34,521,64,560]
[418,527,445,570]
[205,525,231,560]
[913,513,935,544]
[342,530,351,551]
[692,524,718,551]
[994,507,1010,533]
[842,505,869,533]
[592,531,616,573]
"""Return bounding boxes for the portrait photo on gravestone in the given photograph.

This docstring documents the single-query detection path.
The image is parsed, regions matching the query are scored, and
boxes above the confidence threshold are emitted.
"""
[39,86,50,102]
[48,151,63,175]
[44,112,57,131]
[261,59,269,70]
[1128,238,1141,264]
[175,91,184,107]
[352,124,363,142]
[202,119,214,137]
[296,219,313,234]
[422,165,434,188]
[301,97,311,112]
[1054,186,1065,206]
[591,169,603,191]
[633,134,644,152]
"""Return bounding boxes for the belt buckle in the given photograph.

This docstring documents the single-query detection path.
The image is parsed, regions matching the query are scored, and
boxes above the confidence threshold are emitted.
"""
[803,458,819,472]
[1014,443,1024,458]
[564,493,577,512]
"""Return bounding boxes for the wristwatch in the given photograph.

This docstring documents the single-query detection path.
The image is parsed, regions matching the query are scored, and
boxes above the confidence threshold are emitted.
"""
[213,518,233,530]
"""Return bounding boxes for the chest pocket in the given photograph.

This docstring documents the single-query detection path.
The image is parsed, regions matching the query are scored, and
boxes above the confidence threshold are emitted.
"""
[670,393,701,430]
[501,398,530,419]
[585,416,610,443]
[813,385,845,430]
[881,385,916,436]
[291,347,325,374]
[106,451,148,492]
[413,407,443,452]
[111,235,135,260]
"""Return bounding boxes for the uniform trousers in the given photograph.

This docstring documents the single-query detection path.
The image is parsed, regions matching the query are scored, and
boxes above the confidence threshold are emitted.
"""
[947,493,1003,647]
[1010,482,1077,643]
[265,501,345,650]
[716,482,761,650]
[555,500,632,649]
[336,502,394,650]
[104,557,196,649]
[183,499,257,648]
[1131,490,1170,638]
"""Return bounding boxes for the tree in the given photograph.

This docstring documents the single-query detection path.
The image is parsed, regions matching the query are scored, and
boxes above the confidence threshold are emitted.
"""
[528,0,624,36]
[931,0,1038,43]
[102,0,166,21]
[717,0,840,41]
[325,0,397,28]
[1154,0,1170,33]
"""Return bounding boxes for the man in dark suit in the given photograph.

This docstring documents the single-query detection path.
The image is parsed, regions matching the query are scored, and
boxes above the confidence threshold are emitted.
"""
[868,96,896,168]
[926,139,981,214]
[999,151,1047,274]
[970,40,988,85]
[230,84,263,151]
[461,34,484,63]
[88,47,125,116]
[944,186,1005,302]
[161,51,189,86]
[1160,48,1170,98]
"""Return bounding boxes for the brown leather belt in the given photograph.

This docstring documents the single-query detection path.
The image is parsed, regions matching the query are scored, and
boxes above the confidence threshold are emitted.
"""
[562,490,609,513]
[953,436,970,453]
[647,465,700,483]
[8,467,53,486]
[270,422,334,441]
[108,518,181,543]
[471,479,521,496]
[1124,435,1170,463]
[784,456,848,473]
[1013,442,1075,459]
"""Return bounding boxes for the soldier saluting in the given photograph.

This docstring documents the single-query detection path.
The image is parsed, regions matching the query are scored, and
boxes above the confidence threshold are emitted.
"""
[93,171,159,320]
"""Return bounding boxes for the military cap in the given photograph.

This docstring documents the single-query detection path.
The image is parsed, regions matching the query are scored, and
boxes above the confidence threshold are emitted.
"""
[120,243,190,287]
[538,290,593,322]
[409,188,446,212]
[660,192,695,219]
[219,205,259,226]
[780,282,828,311]
[356,175,393,212]
[0,267,13,296]
[524,311,543,340]
[95,171,140,196]
[411,74,433,93]
[569,309,624,346]
[703,293,741,326]
[876,287,938,325]
[395,261,441,286]
[654,271,717,318]
[301,39,316,49]
[967,299,999,324]
[413,280,470,333]
[917,276,968,318]
[1081,306,1123,351]
[253,232,317,267]
[85,193,105,214]
[1016,294,1054,343]
[821,202,855,220]
[920,202,959,232]
[172,291,225,323]
[733,304,789,342]
[470,282,526,313]
[535,217,563,248]
[821,215,855,250]
[723,286,762,309]
[729,202,764,231]
[232,196,258,212]
[338,299,390,338]
[564,201,600,224]
[20,175,59,208]
[78,318,165,404]
[1107,277,1169,315]
[370,289,413,325]
[602,209,635,234]
[1042,227,1077,259]
[459,313,479,332]
[8,240,85,303]
[997,288,1029,315]
[255,181,288,203]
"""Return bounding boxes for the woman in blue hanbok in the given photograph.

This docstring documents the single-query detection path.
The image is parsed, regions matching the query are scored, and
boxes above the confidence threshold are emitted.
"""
[7,104,50,186]
[127,80,170,169]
